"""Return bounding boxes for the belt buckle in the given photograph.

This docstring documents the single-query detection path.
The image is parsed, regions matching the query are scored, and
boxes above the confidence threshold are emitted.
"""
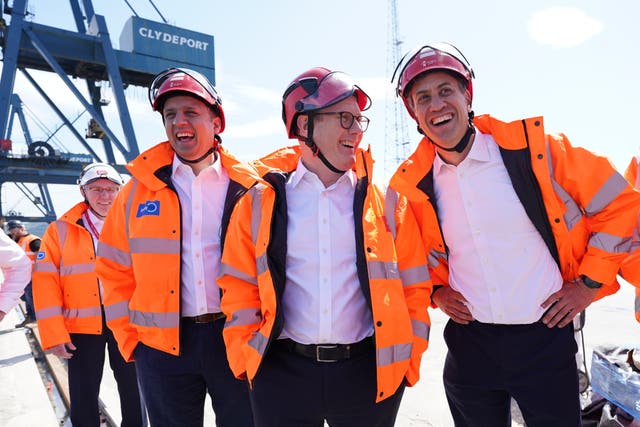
[193,315,208,324]
[316,345,339,362]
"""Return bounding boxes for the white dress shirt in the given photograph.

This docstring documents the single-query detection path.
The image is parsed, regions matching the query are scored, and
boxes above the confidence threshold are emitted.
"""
[0,231,31,314]
[172,154,229,317]
[279,160,373,344]
[433,130,563,324]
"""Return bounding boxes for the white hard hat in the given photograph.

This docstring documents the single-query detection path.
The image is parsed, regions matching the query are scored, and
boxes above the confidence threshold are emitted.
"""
[77,163,124,186]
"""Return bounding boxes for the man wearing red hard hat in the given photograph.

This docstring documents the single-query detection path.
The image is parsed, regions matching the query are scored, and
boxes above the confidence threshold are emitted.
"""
[387,42,640,426]
[95,68,254,426]
[218,67,432,426]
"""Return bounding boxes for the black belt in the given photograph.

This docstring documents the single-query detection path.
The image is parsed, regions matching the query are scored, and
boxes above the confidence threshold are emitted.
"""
[276,336,374,362]
[182,312,226,323]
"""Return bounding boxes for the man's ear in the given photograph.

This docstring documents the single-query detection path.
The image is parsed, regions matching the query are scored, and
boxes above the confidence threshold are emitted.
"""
[296,114,309,138]
[407,97,417,116]
[211,115,223,134]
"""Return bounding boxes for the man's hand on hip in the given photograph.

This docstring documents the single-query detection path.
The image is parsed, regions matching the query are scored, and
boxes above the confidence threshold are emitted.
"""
[541,279,599,328]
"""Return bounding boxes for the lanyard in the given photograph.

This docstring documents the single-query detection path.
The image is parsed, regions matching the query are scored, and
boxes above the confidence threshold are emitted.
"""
[82,211,100,240]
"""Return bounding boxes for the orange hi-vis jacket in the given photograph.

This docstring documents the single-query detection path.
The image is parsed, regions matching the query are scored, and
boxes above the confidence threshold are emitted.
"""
[619,156,640,322]
[32,202,103,350]
[218,145,432,403]
[17,233,40,271]
[389,115,640,304]
[95,142,259,362]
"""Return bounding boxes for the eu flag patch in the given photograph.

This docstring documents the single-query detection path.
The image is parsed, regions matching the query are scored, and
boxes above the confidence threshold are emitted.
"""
[136,200,160,217]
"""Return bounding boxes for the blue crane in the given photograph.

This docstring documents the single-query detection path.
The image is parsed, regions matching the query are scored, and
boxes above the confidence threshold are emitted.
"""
[0,0,216,223]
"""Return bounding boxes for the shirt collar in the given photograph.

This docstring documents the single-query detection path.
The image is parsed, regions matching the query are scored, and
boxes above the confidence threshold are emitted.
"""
[171,151,223,179]
[433,127,491,174]
[86,208,104,228]
[288,158,356,190]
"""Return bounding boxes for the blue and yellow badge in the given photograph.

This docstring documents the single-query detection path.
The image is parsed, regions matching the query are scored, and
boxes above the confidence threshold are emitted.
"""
[136,200,160,217]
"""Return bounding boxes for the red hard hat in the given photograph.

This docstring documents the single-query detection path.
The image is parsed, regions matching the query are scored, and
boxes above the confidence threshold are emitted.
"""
[148,68,226,132]
[392,43,474,120]
[281,67,371,139]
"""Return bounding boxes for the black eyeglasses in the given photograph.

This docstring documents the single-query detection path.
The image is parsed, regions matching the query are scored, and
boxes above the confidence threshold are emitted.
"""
[314,111,370,132]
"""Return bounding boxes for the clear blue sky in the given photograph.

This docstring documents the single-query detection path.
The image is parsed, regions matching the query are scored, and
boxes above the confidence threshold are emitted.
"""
[2,0,638,217]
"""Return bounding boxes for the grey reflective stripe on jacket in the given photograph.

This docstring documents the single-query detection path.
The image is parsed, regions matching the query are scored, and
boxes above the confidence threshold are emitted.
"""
[545,142,631,253]
[225,307,262,328]
[218,184,264,285]
[378,342,412,367]
[99,178,181,328]
[384,188,433,283]
[384,188,398,240]
[248,331,269,358]
[35,221,98,322]
[412,318,430,342]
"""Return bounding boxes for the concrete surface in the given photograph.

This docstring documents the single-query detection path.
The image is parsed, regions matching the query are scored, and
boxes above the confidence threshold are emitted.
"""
[0,307,59,427]
[1,284,638,426]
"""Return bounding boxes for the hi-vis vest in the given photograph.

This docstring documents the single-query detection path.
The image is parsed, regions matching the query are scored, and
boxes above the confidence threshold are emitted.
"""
[95,142,259,361]
[218,145,432,403]
[389,115,640,306]
[33,202,102,350]
[620,156,640,323]
[18,233,40,270]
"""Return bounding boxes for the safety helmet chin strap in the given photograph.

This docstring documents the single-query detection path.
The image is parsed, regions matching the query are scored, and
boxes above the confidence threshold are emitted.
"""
[300,114,346,174]
[88,205,107,219]
[175,135,222,164]
[418,111,475,154]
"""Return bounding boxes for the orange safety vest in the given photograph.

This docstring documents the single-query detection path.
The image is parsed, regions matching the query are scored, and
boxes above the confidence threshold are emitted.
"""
[32,202,103,350]
[619,156,640,323]
[389,115,640,303]
[17,233,40,271]
[95,142,260,362]
[218,145,432,402]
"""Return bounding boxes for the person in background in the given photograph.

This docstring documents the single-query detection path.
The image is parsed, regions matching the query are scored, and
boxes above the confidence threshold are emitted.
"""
[388,42,640,426]
[218,67,431,426]
[95,68,253,427]
[6,219,40,325]
[619,155,640,323]
[32,163,144,427]
[0,229,31,323]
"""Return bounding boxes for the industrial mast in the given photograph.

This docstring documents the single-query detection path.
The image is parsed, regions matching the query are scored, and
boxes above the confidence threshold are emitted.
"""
[384,0,412,178]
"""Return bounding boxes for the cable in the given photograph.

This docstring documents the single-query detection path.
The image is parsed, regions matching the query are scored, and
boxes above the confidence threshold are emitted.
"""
[148,0,168,24]
[579,327,591,389]
[122,0,139,17]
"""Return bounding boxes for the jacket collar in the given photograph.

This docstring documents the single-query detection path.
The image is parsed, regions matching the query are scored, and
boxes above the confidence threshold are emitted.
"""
[253,144,374,182]
[127,141,261,191]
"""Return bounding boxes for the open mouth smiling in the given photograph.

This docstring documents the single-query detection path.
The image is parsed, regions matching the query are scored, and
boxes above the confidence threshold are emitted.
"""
[431,113,453,126]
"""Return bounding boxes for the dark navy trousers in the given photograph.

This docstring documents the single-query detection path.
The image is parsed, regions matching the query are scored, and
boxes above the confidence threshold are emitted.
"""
[442,319,581,427]
[248,339,405,427]
[134,318,253,427]
[68,318,143,427]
